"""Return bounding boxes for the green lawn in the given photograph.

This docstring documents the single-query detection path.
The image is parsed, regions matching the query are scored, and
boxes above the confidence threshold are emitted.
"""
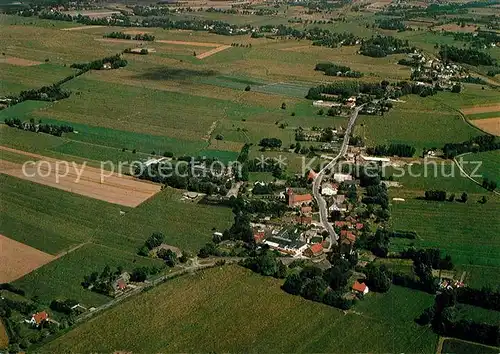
[40,265,438,353]
[389,197,500,267]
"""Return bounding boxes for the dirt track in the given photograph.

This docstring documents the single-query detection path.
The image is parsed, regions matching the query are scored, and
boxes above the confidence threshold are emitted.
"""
[196,45,232,59]
[471,117,500,136]
[0,56,41,66]
[0,234,55,283]
[61,25,106,31]
[155,39,220,47]
[0,146,161,207]
[461,104,500,115]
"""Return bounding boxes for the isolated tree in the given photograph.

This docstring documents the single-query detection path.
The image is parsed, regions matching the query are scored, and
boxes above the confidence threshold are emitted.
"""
[281,102,287,110]
[460,192,468,203]
[245,85,251,91]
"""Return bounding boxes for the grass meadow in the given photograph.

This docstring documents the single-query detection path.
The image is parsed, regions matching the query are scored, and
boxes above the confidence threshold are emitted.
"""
[389,197,500,267]
[440,339,499,354]
[41,265,438,353]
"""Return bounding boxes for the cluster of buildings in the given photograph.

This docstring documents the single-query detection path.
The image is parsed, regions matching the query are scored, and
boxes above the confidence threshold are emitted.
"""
[408,53,467,88]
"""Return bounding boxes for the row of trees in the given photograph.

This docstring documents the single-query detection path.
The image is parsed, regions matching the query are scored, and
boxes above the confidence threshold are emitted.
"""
[376,18,408,32]
[138,232,165,256]
[104,31,155,41]
[314,62,363,78]
[424,190,468,203]
[443,135,500,159]
[366,143,416,157]
[4,118,74,137]
[418,290,500,347]
[70,54,127,71]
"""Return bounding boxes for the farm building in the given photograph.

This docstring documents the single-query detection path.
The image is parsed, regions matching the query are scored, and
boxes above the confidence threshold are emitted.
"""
[352,281,369,295]
[27,311,49,327]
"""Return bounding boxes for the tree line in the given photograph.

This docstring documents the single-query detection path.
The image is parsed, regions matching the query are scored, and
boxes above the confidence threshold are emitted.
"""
[70,54,127,71]
[103,31,155,41]
[314,62,363,78]
[417,290,500,347]
[443,135,499,158]
[366,143,416,157]
[4,118,74,137]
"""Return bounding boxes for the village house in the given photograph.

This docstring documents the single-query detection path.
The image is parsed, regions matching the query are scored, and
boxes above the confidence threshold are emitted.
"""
[321,182,338,196]
[333,173,353,183]
[27,311,49,327]
[303,243,323,258]
[301,206,312,215]
[307,170,318,181]
[253,231,265,243]
[287,188,312,207]
[295,215,312,225]
[352,281,369,295]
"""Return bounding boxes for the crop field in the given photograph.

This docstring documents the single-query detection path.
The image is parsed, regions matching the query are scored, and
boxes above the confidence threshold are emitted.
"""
[357,95,480,153]
[389,197,500,267]
[0,63,76,96]
[440,339,499,354]
[0,174,233,255]
[0,234,54,283]
[0,146,162,207]
[459,150,500,185]
[41,265,438,353]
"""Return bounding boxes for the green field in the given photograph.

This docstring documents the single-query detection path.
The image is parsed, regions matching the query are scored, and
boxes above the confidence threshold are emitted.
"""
[40,265,438,353]
[357,95,481,154]
[441,338,500,354]
[389,197,500,267]
[459,151,500,186]
[0,174,233,255]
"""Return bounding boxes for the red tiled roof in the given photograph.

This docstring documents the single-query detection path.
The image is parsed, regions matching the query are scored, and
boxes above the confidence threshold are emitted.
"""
[341,230,356,242]
[116,279,127,290]
[254,232,265,242]
[352,281,367,293]
[32,311,48,325]
[335,221,346,227]
[356,223,364,230]
[296,216,312,225]
[309,243,323,254]
[291,193,312,203]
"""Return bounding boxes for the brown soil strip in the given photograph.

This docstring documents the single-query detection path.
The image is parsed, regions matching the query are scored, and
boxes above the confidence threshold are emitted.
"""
[0,234,55,283]
[61,25,106,31]
[470,117,500,136]
[0,146,161,207]
[461,104,500,115]
[196,45,231,59]
[0,56,41,66]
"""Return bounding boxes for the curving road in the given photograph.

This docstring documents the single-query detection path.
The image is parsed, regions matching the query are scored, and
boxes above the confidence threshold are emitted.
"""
[312,106,363,250]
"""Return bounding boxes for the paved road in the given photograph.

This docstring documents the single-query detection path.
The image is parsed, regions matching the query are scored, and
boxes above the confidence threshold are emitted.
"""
[312,106,363,250]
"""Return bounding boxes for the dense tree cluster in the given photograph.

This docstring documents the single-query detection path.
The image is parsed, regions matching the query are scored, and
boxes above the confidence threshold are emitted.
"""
[376,18,408,31]
[439,45,496,66]
[283,256,357,310]
[366,143,416,157]
[49,299,79,315]
[70,54,127,71]
[400,247,453,270]
[482,177,497,191]
[258,138,283,149]
[82,265,124,296]
[455,286,500,312]
[4,118,73,137]
[360,35,415,58]
[418,291,500,347]
[424,190,447,201]
[364,264,392,292]
[442,135,500,158]
[138,232,165,256]
[314,62,363,78]
[104,31,155,41]
[241,249,287,278]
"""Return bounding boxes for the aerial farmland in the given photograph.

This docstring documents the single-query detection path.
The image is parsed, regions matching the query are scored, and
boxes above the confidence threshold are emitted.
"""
[0,0,499,352]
